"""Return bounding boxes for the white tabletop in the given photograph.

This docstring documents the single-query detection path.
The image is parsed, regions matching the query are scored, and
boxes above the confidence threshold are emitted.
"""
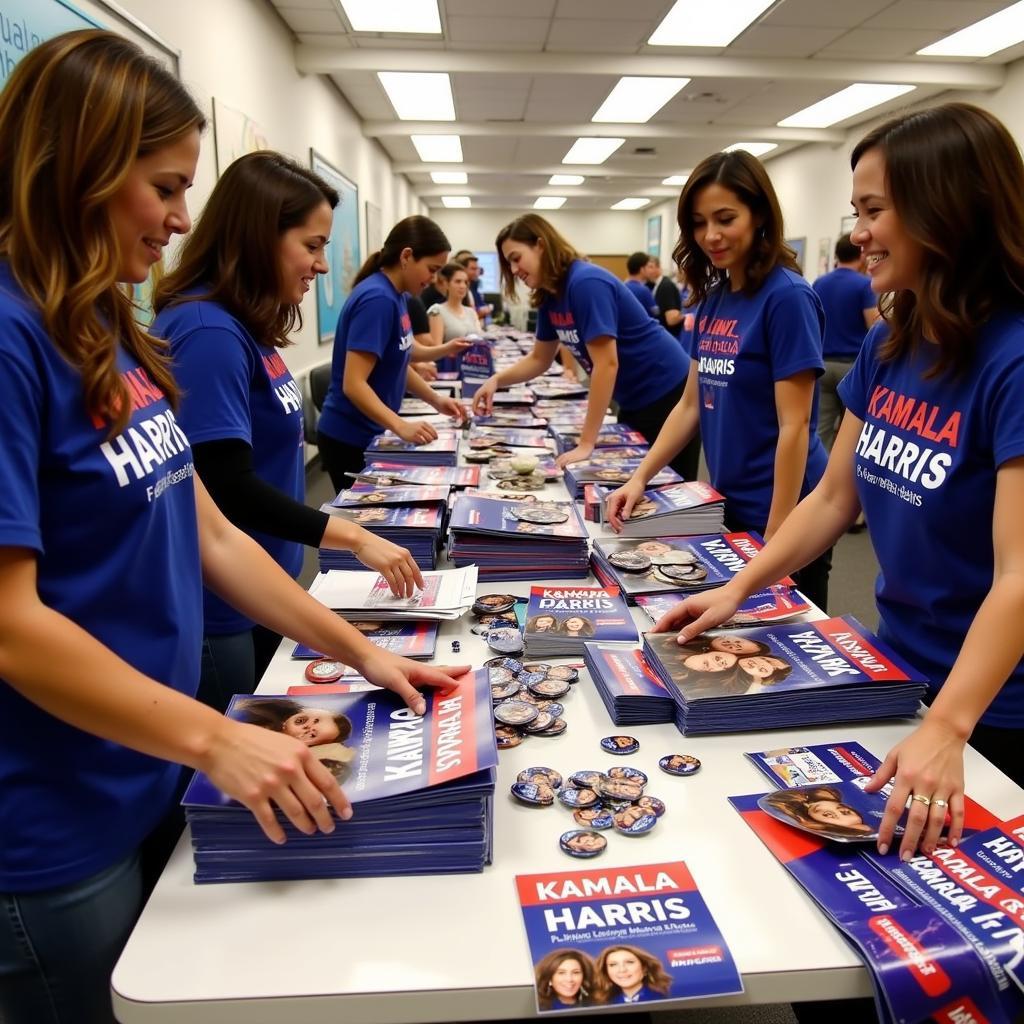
[112,442,1024,1023]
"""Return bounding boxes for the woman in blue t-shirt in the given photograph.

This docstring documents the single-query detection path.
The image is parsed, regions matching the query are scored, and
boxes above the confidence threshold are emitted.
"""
[656,103,1024,865]
[0,32,466,1024]
[606,151,831,609]
[470,214,700,481]
[317,216,467,492]
[152,152,431,708]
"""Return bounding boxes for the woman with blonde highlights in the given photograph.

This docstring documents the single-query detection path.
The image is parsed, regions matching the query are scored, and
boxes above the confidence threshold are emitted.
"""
[594,944,672,1004]
[0,32,465,1024]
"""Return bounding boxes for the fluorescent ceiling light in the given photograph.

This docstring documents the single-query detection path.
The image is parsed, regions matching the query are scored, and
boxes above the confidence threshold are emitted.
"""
[778,84,915,129]
[649,0,775,47]
[377,72,454,121]
[611,198,650,210]
[411,135,463,163]
[592,76,690,123]
[338,0,441,33]
[549,174,585,186]
[723,142,778,157]
[441,196,471,208]
[534,196,567,209]
[562,137,625,164]
[431,171,467,184]
[918,1,1024,56]
[662,174,689,186]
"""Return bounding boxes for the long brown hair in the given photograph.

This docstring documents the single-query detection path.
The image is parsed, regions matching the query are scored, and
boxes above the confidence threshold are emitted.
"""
[533,949,594,1011]
[851,102,1024,378]
[673,150,799,305]
[496,214,581,308]
[594,945,672,1002]
[0,30,205,433]
[352,215,449,288]
[155,151,338,347]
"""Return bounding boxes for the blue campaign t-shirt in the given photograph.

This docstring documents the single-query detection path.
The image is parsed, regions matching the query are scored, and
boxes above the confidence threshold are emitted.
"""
[0,263,203,891]
[690,265,827,528]
[625,278,659,320]
[812,267,876,360]
[535,260,687,410]
[318,271,413,448]
[153,296,305,635]
[839,316,1024,726]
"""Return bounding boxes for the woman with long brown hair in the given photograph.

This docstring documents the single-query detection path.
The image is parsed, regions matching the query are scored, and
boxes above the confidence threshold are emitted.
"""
[594,944,673,1004]
[152,152,425,708]
[606,150,831,609]
[470,214,698,479]
[0,32,465,1024]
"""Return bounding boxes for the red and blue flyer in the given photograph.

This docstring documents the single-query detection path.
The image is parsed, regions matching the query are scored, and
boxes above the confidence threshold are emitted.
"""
[516,861,742,1013]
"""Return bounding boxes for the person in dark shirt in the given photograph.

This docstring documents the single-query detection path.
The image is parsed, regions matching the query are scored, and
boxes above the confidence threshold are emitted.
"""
[647,256,685,340]
[624,251,659,319]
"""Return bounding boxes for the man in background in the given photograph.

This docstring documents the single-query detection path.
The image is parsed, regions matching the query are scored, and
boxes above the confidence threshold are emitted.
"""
[624,251,659,320]
[453,250,493,320]
[646,255,684,341]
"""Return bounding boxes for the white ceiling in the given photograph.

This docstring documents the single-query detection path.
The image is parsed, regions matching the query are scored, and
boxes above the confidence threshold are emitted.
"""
[268,0,1024,209]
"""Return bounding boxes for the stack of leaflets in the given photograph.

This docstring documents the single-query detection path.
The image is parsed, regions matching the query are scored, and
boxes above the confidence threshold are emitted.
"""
[349,462,482,489]
[468,426,552,450]
[182,673,497,882]
[534,399,588,423]
[523,585,637,657]
[364,430,460,467]
[492,386,535,407]
[563,460,679,500]
[583,642,676,725]
[745,739,882,789]
[592,532,780,603]
[398,398,436,416]
[291,618,439,663]
[319,485,449,571]
[549,423,647,454]
[636,586,811,629]
[448,494,589,581]
[596,481,726,537]
[642,615,928,735]
[473,413,548,428]
[530,379,589,401]
[308,565,478,621]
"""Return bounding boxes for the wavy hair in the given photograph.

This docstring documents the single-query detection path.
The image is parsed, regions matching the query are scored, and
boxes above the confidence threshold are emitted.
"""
[0,30,205,434]
[851,102,1024,378]
[154,151,337,347]
[352,215,449,288]
[534,949,595,1011]
[496,214,582,307]
[673,149,799,305]
[594,945,672,1002]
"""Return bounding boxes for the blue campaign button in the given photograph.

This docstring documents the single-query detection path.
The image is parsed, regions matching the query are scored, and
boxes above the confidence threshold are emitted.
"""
[601,735,640,756]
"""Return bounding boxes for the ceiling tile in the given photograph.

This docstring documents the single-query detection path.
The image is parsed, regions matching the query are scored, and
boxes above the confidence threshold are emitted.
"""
[296,33,352,47]
[447,15,551,44]
[728,24,849,57]
[445,0,556,15]
[554,0,671,18]
[760,0,892,29]
[546,18,649,51]
[276,6,345,32]
[862,1,1006,31]
[817,27,953,57]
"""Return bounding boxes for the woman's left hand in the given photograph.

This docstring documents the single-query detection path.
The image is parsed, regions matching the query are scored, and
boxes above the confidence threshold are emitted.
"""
[351,532,424,597]
[864,716,967,859]
[359,652,471,715]
[440,337,473,358]
[555,441,594,469]
[435,395,466,423]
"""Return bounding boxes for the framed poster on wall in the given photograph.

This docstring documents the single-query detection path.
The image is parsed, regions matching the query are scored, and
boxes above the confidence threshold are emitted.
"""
[646,214,662,258]
[786,237,807,275]
[311,149,360,345]
[213,98,269,177]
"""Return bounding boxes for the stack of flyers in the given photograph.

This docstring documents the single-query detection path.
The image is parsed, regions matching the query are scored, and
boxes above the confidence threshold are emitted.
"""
[398,398,436,415]
[291,619,439,663]
[591,532,779,603]
[307,565,478,621]
[364,430,460,466]
[468,426,552,450]
[328,485,451,508]
[642,615,928,735]
[181,672,497,882]
[349,462,482,489]
[485,456,563,484]
[473,414,549,428]
[516,861,742,1014]
[582,642,676,725]
[745,740,882,789]
[596,481,726,538]
[492,386,535,406]
[635,585,811,629]
[448,494,590,581]
[582,483,604,522]
[534,399,588,422]
[524,585,638,658]
[529,379,589,400]
[563,460,678,500]
[549,423,647,454]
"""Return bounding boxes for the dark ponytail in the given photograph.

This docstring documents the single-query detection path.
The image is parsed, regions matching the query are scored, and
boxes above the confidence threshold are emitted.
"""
[352,215,450,287]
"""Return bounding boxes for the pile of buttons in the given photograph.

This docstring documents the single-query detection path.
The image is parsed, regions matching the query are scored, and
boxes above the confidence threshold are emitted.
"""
[489,659,577,748]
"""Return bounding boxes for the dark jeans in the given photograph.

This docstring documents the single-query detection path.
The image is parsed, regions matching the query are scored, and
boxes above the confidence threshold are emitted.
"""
[317,429,367,495]
[198,624,282,714]
[618,380,701,482]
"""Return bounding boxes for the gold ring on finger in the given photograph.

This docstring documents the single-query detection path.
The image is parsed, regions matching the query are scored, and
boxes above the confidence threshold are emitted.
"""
[931,798,948,809]
[910,794,932,807]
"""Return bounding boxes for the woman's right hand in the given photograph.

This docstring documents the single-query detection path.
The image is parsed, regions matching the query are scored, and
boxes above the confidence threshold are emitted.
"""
[394,419,439,445]
[605,477,646,532]
[471,376,498,416]
[201,720,352,845]
[651,588,742,642]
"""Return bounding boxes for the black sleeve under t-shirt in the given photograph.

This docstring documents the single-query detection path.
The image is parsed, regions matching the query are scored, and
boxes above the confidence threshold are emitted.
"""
[655,278,683,337]
[406,294,430,335]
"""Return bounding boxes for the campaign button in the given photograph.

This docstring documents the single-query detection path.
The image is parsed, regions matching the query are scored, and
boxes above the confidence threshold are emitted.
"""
[659,753,702,776]
[601,735,640,755]
[559,829,607,858]
[304,659,344,683]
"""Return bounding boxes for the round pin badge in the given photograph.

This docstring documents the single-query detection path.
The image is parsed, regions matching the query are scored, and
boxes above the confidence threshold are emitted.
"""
[510,781,555,806]
[569,770,607,790]
[528,678,571,698]
[513,505,569,525]
[534,716,567,737]
[497,475,546,491]
[523,711,555,734]
[488,627,525,654]
[473,594,516,616]
[516,670,549,688]
[613,809,658,836]
[485,656,524,674]
[597,777,644,803]
[463,449,495,463]
[608,551,652,573]
[558,786,599,809]
[607,766,648,785]
[304,658,344,683]
[517,767,563,790]
[521,662,551,675]
[544,665,579,683]
[657,563,708,584]
[601,735,640,756]
[490,678,521,702]
[533,700,564,718]
[559,829,607,858]
[659,753,702,776]
[636,795,666,818]
[493,700,539,727]
[573,807,614,830]
[494,725,525,749]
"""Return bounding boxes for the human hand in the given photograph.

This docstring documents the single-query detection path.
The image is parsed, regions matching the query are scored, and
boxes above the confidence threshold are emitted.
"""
[439,337,473,359]
[359,653,471,716]
[864,717,967,859]
[435,395,466,424]
[394,419,439,445]
[412,362,438,381]
[650,588,742,641]
[555,441,594,470]
[604,477,646,532]
[471,376,498,416]
[202,720,352,845]
[351,531,424,597]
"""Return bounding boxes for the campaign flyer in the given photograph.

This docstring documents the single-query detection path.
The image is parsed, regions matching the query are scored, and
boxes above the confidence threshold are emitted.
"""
[354,462,482,488]
[758,780,906,844]
[582,642,676,725]
[324,504,443,529]
[365,430,460,455]
[291,619,439,661]
[458,336,494,383]
[469,427,552,449]
[450,495,587,540]
[636,586,811,629]
[524,586,638,646]
[329,485,451,507]
[746,741,881,789]
[516,861,742,1013]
